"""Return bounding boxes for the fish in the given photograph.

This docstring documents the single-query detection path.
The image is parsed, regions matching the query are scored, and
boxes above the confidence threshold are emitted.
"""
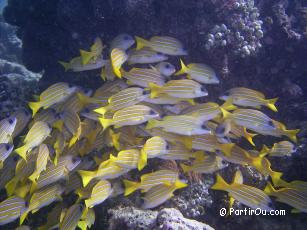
[184,134,234,155]
[59,204,84,230]
[28,82,78,116]
[211,171,274,211]
[141,183,188,209]
[219,87,278,112]
[140,136,168,167]
[275,179,307,194]
[20,184,65,224]
[154,62,176,77]
[259,141,296,157]
[135,36,188,56]
[127,48,168,64]
[122,67,166,87]
[149,79,208,99]
[175,59,219,84]
[29,108,58,128]
[110,48,128,78]
[0,196,26,226]
[110,34,135,50]
[146,115,211,136]
[0,156,18,190]
[11,109,32,138]
[80,37,105,65]
[94,87,150,116]
[181,154,228,174]
[60,110,82,147]
[100,60,117,81]
[37,204,63,230]
[85,180,113,208]
[59,56,107,72]
[144,94,194,105]
[158,143,198,161]
[78,208,95,230]
[265,183,307,213]
[28,144,50,182]
[99,105,160,130]
[110,149,144,170]
[0,116,17,143]
[15,121,52,161]
[216,145,254,166]
[0,143,14,169]
[123,169,187,196]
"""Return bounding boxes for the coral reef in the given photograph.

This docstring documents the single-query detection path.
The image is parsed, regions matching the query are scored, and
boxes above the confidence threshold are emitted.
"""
[108,207,214,230]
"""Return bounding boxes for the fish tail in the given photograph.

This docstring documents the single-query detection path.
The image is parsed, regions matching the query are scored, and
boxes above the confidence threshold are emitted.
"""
[123,179,139,196]
[28,101,41,117]
[180,163,191,173]
[77,220,88,230]
[266,98,278,112]
[78,170,95,187]
[264,182,276,195]
[30,181,37,194]
[5,177,19,196]
[185,98,195,105]
[112,65,122,78]
[99,118,113,130]
[53,120,64,131]
[232,170,243,184]
[77,92,93,106]
[100,66,107,81]
[80,49,94,65]
[220,108,232,120]
[193,151,205,161]
[148,82,162,98]
[243,128,257,146]
[259,145,270,157]
[135,36,149,50]
[20,210,29,225]
[69,135,78,148]
[211,173,229,190]
[138,149,147,171]
[174,59,188,76]
[58,61,70,71]
[94,106,107,116]
[271,171,283,187]
[85,199,91,209]
[111,131,121,150]
[219,143,235,156]
[182,137,192,150]
[15,145,28,161]
[145,119,159,129]
[29,171,39,182]
[220,98,237,111]
[274,178,289,187]
[284,129,300,143]
[175,180,188,189]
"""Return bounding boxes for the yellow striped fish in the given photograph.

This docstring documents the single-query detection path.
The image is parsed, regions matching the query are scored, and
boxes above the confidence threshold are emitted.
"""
[265,183,307,213]
[149,79,208,99]
[175,59,219,84]
[146,115,211,136]
[260,141,296,157]
[94,87,150,116]
[141,182,187,209]
[15,121,51,161]
[78,208,95,230]
[141,136,168,163]
[28,82,78,116]
[59,204,84,230]
[0,116,17,143]
[154,62,176,77]
[59,56,107,72]
[29,108,58,128]
[20,184,64,224]
[181,154,228,174]
[127,48,168,64]
[110,149,143,170]
[80,37,105,65]
[211,171,273,211]
[216,144,254,166]
[28,144,50,182]
[135,36,188,56]
[110,48,128,78]
[123,169,186,196]
[110,34,135,50]
[85,180,112,208]
[122,67,166,87]
[11,109,31,138]
[0,143,14,169]
[99,105,159,130]
[158,143,197,161]
[220,87,278,112]
[0,196,26,226]
[61,110,82,147]
[275,179,307,194]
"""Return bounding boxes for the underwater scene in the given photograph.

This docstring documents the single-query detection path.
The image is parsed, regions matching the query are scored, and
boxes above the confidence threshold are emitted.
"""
[0,0,306,229]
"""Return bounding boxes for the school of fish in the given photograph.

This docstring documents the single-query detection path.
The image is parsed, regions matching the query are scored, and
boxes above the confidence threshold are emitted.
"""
[0,34,305,229]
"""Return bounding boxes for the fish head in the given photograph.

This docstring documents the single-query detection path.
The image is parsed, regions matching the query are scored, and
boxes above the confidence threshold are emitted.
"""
[67,83,78,94]
[196,85,208,97]
[156,62,176,77]
[146,108,161,120]
[208,73,220,84]
[116,34,135,50]
[219,90,230,101]
[5,143,14,153]
[217,157,229,169]
[176,47,188,56]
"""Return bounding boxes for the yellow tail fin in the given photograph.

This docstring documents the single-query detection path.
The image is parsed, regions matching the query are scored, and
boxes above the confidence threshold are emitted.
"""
[5,177,19,196]
[219,143,235,156]
[15,145,28,161]
[80,49,94,65]
[28,101,41,117]
[58,61,70,71]
[78,170,95,187]
[135,36,150,50]
[174,59,188,76]
[175,180,188,189]
[145,119,158,130]
[123,179,139,196]
[271,171,283,187]
[211,173,229,190]
[20,210,29,225]
[111,131,121,150]
[53,120,64,131]
[284,129,300,143]
[232,170,243,184]
[148,82,162,98]
[220,108,232,120]
[98,118,113,130]
[221,98,237,111]
[77,92,93,105]
[180,163,190,173]
[94,107,107,116]
[100,67,107,81]
[138,149,147,171]
[259,145,270,157]
[243,127,257,146]
[77,220,88,230]
[266,98,278,112]
[264,182,276,195]
[29,171,39,182]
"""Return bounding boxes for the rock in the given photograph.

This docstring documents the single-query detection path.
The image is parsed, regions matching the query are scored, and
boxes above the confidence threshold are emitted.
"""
[108,206,214,230]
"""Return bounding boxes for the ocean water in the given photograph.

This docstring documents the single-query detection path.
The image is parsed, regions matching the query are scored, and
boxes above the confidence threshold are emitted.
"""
[0,0,306,229]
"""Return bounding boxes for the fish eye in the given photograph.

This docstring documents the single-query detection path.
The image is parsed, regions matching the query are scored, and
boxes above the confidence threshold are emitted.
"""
[25,201,29,207]
[24,110,30,116]
[201,86,207,92]
[124,35,130,40]
[221,160,227,165]
[5,144,11,151]
[149,110,157,115]
[224,91,230,96]
[5,112,11,118]
[79,204,84,211]
[268,201,274,208]
[8,118,14,124]
[165,143,170,150]
[68,83,74,88]
[216,125,225,134]
[13,156,19,162]
[73,156,81,163]
[164,63,170,69]
[143,90,150,95]
[201,123,208,129]
[157,52,163,56]
[268,120,274,127]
